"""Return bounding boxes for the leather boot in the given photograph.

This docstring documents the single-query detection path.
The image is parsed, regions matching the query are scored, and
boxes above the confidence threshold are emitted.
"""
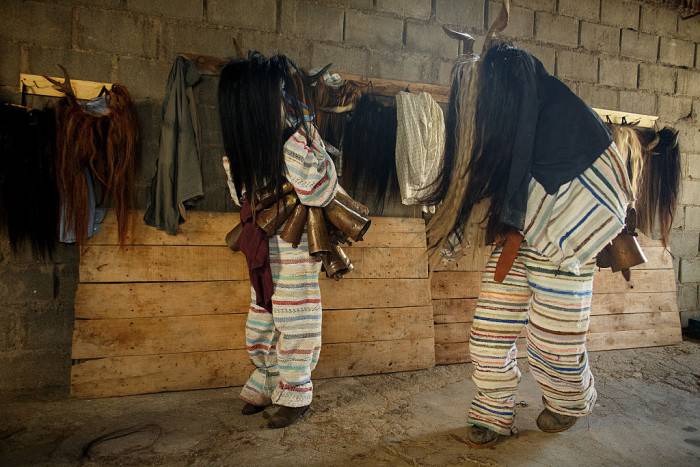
[536,408,578,433]
[267,405,310,429]
[241,403,267,416]
[466,425,501,447]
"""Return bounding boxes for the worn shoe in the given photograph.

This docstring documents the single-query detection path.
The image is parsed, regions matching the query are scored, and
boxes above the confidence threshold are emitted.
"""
[466,425,501,448]
[536,408,578,433]
[267,405,310,429]
[241,403,267,415]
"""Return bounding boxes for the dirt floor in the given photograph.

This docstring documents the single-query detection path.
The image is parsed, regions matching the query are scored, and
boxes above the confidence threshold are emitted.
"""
[2,341,700,467]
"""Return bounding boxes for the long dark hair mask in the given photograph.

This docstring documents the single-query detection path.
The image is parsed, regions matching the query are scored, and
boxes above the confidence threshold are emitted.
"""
[218,52,311,205]
[450,43,533,243]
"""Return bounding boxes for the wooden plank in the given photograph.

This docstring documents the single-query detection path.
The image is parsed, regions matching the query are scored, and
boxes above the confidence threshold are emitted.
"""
[430,271,481,300]
[79,245,427,283]
[433,298,478,324]
[635,246,673,270]
[75,278,432,319]
[432,247,492,272]
[435,326,681,366]
[71,338,435,398]
[434,312,681,345]
[20,73,113,100]
[72,307,434,358]
[341,73,450,103]
[590,292,678,315]
[593,269,677,294]
[79,245,249,283]
[431,268,676,300]
[90,211,426,248]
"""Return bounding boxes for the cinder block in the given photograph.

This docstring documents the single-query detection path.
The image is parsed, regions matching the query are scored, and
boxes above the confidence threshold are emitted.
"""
[678,15,700,42]
[312,43,368,74]
[490,2,534,39]
[678,283,699,311]
[436,0,485,30]
[21,304,73,351]
[670,230,700,258]
[0,41,20,87]
[115,57,172,100]
[515,42,556,72]
[559,0,600,21]
[0,0,72,48]
[681,310,700,328]
[619,90,656,115]
[0,265,55,304]
[0,311,21,352]
[677,70,700,98]
[640,4,678,35]
[376,0,431,19]
[620,29,658,61]
[406,21,459,58]
[557,50,597,84]
[580,22,619,55]
[599,58,637,89]
[686,206,700,230]
[126,0,203,19]
[281,1,344,42]
[345,10,404,49]
[162,22,238,65]
[0,349,70,394]
[639,64,676,94]
[660,38,695,68]
[77,7,159,58]
[674,206,686,230]
[237,31,312,68]
[207,0,277,32]
[577,83,618,109]
[678,123,700,153]
[437,59,455,86]
[681,179,700,205]
[348,0,373,9]
[27,47,113,84]
[368,50,430,82]
[600,0,639,29]
[513,0,555,12]
[681,258,700,283]
[535,12,578,47]
[658,95,692,122]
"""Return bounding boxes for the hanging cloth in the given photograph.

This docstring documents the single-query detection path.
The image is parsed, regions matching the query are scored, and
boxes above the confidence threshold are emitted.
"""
[144,56,204,235]
[395,91,445,213]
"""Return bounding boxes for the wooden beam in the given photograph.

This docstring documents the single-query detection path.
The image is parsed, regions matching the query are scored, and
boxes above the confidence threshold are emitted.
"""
[19,74,112,100]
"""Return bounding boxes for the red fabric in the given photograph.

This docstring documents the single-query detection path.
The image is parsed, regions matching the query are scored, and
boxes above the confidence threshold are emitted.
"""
[238,199,273,312]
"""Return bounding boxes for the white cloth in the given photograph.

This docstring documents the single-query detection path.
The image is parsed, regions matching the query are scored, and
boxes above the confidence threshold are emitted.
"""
[395,91,445,212]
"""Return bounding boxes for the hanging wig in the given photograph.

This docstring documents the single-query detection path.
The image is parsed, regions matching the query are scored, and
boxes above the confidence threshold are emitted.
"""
[635,126,680,245]
[313,79,364,149]
[218,51,312,206]
[0,103,59,258]
[611,125,644,198]
[341,93,398,215]
[55,83,138,246]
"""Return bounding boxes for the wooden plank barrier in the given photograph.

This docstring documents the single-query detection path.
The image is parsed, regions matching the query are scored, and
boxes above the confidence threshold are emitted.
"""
[430,235,682,365]
[71,211,435,398]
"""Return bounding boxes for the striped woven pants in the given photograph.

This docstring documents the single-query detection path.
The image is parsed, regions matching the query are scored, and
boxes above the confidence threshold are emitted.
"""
[239,234,322,408]
[467,245,597,435]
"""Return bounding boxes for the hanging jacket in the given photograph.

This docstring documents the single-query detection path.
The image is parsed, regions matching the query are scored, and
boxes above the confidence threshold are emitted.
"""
[144,56,204,235]
[500,49,612,231]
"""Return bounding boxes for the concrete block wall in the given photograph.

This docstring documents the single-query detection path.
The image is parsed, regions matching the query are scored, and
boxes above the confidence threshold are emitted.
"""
[0,0,699,397]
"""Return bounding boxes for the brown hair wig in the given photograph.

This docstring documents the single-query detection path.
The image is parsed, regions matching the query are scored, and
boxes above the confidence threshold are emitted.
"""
[313,80,364,149]
[55,84,138,246]
[636,126,681,245]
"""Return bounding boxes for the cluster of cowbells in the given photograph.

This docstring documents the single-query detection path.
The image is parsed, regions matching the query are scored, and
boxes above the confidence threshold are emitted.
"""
[226,182,371,280]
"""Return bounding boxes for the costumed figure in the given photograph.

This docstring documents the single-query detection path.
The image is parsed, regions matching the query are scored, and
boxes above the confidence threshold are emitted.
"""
[425,39,637,446]
[219,52,370,429]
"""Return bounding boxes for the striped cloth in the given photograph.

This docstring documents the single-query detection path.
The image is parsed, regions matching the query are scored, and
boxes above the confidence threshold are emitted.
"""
[468,245,597,435]
[522,143,633,275]
[239,124,337,408]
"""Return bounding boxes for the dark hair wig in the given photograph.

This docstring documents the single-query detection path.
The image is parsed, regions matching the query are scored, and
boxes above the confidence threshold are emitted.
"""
[341,93,398,215]
[636,126,681,245]
[0,103,59,258]
[218,51,312,205]
[433,43,531,243]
